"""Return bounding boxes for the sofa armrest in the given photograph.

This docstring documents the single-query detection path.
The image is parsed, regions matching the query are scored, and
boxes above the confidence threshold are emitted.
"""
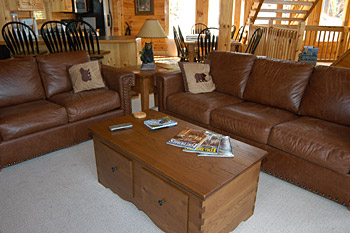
[155,70,184,112]
[101,64,135,115]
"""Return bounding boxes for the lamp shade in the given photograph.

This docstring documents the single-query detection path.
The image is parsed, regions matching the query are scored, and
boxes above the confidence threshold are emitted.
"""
[137,19,167,38]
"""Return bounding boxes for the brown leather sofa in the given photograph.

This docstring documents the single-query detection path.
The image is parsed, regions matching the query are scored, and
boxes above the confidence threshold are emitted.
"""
[155,51,350,209]
[0,51,134,169]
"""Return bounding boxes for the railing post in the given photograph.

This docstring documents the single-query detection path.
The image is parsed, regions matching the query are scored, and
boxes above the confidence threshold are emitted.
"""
[336,27,348,59]
[263,19,273,56]
[295,22,305,61]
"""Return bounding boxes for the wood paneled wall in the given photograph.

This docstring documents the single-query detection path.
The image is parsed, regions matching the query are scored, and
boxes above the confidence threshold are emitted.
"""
[113,0,168,55]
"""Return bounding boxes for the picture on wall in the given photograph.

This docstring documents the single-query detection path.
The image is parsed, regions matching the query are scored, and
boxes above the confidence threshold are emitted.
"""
[135,0,154,15]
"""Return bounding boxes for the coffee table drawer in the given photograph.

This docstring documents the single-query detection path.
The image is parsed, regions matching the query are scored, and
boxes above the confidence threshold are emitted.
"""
[138,167,188,233]
[94,140,133,200]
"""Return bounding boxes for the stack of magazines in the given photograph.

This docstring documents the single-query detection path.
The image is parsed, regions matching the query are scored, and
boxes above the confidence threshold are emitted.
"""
[144,116,178,130]
[167,128,234,157]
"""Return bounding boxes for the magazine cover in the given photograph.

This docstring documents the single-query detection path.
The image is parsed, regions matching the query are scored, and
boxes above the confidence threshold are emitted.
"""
[166,128,211,149]
[144,116,178,130]
[198,136,234,157]
[183,132,222,154]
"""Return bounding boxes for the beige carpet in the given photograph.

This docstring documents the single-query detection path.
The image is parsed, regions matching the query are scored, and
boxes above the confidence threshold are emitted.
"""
[1,96,349,233]
[0,140,349,233]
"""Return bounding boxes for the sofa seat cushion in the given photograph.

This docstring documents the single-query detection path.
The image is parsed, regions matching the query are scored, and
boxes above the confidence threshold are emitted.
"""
[0,100,68,141]
[211,102,297,144]
[167,92,242,125]
[269,117,350,174]
[49,89,120,122]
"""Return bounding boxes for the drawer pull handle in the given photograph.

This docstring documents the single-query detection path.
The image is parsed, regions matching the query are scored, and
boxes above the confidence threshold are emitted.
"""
[158,200,164,206]
[111,167,117,172]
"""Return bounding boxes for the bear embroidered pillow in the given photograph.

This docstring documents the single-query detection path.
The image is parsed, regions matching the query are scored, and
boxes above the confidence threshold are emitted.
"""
[178,62,215,94]
[68,60,106,93]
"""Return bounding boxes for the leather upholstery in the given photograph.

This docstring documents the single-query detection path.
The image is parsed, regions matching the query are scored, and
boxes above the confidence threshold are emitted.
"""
[0,110,124,167]
[244,58,313,113]
[0,51,135,168]
[0,56,45,108]
[36,51,90,98]
[167,92,242,125]
[208,51,256,98]
[269,117,350,174]
[155,71,185,112]
[156,51,350,208]
[261,146,350,208]
[49,89,120,122]
[211,102,297,144]
[299,66,350,125]
[102,64,135,115]
[0,100,67,141]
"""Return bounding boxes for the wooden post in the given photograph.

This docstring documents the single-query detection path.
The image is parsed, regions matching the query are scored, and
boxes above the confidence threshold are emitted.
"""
[336,0,350,58]
[263,20,273,56]
[295,22,305,61]
[218,0,234,51]
[234,0,241,30]
[195,0,209,24]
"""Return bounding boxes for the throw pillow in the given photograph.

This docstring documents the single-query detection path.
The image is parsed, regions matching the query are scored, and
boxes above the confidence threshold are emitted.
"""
[178,62,215,94]
[68,60,106,93]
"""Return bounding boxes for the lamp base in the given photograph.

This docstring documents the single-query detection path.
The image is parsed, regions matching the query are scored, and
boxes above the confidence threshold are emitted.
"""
[140,61,156,71]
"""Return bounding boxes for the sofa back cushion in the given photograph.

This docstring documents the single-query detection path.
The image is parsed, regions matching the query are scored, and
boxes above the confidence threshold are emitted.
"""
[243,58,314,113]
[36,51,90,98]
[207,51,256,98]
[299,66,350,125]
[0,57,45,108]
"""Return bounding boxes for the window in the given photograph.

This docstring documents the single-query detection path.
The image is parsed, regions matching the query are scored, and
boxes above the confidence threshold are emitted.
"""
[208,0,219,28]
[169,0,196,38]
[319,0,345,26]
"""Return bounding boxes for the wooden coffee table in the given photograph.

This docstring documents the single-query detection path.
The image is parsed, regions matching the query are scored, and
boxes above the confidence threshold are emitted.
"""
[89,110,267,233]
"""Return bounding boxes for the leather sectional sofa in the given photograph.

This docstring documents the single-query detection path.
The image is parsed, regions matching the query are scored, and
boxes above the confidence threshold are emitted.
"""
[155,51,350,209]
[0,51,134,169]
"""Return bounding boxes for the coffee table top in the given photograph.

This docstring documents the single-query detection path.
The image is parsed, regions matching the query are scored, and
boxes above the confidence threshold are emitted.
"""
[89,110,267,199]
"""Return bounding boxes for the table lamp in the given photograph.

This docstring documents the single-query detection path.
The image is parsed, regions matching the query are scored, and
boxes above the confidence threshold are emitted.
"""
[137,19,167,70]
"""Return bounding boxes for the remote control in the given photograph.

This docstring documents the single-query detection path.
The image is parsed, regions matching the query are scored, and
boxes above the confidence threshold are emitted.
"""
[109,123,133,131]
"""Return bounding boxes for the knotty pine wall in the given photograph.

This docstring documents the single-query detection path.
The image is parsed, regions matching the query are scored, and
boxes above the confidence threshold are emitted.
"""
[113,0,169,56]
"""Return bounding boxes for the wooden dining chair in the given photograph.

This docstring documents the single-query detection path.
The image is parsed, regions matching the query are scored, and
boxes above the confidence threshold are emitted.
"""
[233,25,245,52]
[66,20,109,60]
[41,21,74,54]
[173,26,188,61]
[196,27,219,62]
[2,21,44,58]
[231,25,237,39]
[191,23,208,35]
[245,27,264,54]
[235,26,245,42]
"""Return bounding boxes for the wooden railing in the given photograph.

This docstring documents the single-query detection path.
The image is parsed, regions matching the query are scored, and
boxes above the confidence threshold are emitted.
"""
[303,26,350,62]
[249,23,350,62]
[251,25,299,61]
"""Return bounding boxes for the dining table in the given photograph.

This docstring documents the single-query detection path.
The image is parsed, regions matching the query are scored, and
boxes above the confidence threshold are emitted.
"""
[184,39,243,62]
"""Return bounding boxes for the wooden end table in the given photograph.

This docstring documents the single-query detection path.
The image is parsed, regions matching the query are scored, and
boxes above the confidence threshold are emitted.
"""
[123,63,179,111]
